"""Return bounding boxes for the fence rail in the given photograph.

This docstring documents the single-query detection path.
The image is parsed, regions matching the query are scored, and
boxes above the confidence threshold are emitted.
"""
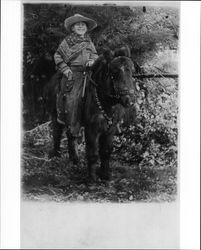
[133,74,178,79]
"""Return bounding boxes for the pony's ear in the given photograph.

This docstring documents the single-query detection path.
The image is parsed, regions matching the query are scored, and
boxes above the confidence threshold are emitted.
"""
[102,48,114,62]
[114,45,131,58]
[91,55,104,72]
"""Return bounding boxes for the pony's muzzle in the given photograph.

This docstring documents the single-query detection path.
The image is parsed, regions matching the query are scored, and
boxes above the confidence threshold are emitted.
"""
[121,95,134,107]
[120,88,135,107]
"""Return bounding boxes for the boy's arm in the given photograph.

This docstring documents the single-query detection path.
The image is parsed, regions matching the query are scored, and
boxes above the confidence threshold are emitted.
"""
[87,42,98,64]
[54,39,72,74]
[54,50,70,73]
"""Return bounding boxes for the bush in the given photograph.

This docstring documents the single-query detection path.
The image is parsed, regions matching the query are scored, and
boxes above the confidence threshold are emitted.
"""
[113,49,178,174]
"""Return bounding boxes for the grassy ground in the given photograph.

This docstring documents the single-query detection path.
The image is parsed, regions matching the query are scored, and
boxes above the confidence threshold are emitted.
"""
[22,122,177,203]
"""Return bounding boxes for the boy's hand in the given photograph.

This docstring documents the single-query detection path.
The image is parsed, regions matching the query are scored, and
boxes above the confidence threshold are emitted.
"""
[63,68,73,80]
[86,60,94,67]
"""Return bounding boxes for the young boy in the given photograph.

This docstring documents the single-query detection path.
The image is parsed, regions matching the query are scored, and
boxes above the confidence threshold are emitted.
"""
[54,14,98,137]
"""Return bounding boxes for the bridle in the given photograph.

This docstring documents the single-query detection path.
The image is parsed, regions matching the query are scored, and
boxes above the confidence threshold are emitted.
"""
[85,56,134,100]
[86,72,120,100]
[83,72,115,128]
[83,56,135,129]
[110,74,135,98]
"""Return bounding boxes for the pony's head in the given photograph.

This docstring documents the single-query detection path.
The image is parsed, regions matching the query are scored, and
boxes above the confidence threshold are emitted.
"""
[92,46,136,108]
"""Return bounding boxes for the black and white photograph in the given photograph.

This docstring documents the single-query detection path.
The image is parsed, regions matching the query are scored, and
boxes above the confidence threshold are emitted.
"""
[1,1,200,249]
[21,2,180,248]
[22,1,179,202]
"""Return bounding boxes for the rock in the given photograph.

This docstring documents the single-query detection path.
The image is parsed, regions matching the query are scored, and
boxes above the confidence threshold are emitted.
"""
[77,195,84,201]
[78,184,86,189]
[120,179,129,185]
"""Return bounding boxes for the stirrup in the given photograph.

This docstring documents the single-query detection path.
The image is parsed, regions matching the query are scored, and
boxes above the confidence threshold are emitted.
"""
[57,118,65,125]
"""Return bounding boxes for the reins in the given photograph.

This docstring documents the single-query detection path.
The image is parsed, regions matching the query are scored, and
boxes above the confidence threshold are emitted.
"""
[84,71,120,100]
[82,56,135,129]
[82,71,114,128]
[84,69,135,101]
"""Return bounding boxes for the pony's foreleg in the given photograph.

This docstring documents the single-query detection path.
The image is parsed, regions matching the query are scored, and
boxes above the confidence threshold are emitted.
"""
[49,116,64,158]
[85,131,100,182]
[66,131,79,165]
[99,133,113,180]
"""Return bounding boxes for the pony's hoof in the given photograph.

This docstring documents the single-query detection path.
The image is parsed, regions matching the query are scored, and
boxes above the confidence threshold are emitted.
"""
[87,173,97,183]
[97,168,111,181]
[48,150,61,159]
[73,158,79,165]
[69,155,79,165]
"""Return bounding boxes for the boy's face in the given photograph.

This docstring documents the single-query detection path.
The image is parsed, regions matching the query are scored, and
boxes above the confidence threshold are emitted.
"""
[72,22,88,36]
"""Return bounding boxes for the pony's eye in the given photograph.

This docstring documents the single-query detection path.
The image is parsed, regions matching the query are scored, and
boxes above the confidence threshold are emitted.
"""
[113,68,119,74]
[111,73,117,78]
[125,68,132,74]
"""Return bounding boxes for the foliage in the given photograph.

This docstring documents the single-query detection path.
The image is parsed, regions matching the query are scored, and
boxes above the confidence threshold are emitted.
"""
[114,49,178,175]
[22,4,179,202]
[23,3,179,127]
[22,48,179,202]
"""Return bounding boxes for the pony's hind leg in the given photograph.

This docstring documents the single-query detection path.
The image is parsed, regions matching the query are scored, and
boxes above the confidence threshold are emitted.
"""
[85,131,100,182]
[99,133,113,181]
[49,116,64,158]
[66,130,79,165]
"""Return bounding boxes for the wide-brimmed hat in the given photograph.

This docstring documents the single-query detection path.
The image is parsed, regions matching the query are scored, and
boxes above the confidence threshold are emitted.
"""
[64,14,97,33]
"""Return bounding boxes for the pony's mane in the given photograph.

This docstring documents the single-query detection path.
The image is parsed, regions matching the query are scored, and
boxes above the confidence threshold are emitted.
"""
[91,46,133,78]
[92,48,113,72]
[91,55,106,73]
[114,45,131,58]
[92,46,131,69]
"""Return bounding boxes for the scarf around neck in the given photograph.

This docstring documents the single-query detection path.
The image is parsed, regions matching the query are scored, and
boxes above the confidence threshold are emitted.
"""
[57,32,92,64]
[65,32,92,48]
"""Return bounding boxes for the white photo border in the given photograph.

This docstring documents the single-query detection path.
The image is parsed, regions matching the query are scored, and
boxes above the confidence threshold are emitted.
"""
[1,1,200,249]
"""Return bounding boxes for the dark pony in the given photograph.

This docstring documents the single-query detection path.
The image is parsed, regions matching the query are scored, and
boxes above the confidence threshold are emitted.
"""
[48,46,136,182]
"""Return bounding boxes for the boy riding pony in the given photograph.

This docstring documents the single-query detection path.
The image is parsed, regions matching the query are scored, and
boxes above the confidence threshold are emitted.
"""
[54,14,98,138]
